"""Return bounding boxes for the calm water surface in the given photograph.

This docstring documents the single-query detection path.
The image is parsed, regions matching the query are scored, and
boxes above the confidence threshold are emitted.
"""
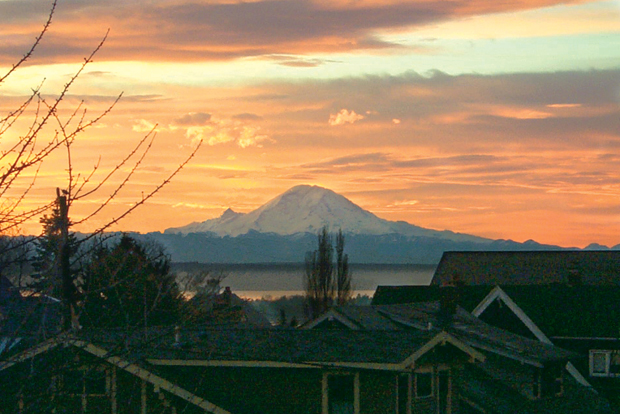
[173,263,436,299]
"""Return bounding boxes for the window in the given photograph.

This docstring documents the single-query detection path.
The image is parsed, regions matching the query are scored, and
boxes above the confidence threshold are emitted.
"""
[590,350,620,377]
[414,372,433,398]
[591,351,609,375]
[397,375,409,414]
[55,366,110,413]
[396,371,435,414]
[324,373,358,414]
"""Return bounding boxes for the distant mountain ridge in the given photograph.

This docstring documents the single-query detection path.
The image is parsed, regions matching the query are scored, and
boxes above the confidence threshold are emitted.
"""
[149,184,619,264]
[144,231,573,264]
[165,185,491,244]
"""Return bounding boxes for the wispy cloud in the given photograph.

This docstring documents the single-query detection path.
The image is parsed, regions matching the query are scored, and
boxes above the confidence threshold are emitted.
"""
[0,0,592,64]
[179,116,273,148]
[173,112,212,126]
[4,0,618,247]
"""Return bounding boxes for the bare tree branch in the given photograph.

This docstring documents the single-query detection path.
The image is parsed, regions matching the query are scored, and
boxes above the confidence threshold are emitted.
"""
[0,1,56,84]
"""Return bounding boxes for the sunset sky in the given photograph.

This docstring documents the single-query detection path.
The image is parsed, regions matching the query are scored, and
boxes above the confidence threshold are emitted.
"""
[1,0,619,248]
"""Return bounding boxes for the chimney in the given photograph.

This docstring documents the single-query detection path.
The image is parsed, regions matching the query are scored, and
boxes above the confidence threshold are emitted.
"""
[223,286,232,306]
[439,273,462,325]
[567,267,582,287]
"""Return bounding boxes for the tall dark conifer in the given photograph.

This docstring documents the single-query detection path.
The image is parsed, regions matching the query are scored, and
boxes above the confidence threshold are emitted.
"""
[304,226,351,319]
[81,235,181,329]
[31,191,78,301]
[335,229,351,306]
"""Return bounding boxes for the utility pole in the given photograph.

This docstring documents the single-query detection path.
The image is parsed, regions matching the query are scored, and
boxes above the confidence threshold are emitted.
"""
[56,187,74,331]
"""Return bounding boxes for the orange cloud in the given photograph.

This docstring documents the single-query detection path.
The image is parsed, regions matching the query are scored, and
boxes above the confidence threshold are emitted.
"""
[329,109,365,126]
[0,0,597,64]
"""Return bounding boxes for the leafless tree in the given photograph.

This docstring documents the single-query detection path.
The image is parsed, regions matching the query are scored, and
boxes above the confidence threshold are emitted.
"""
[0,0,213,409]
[0,1,211,412]
[0,0,201,326]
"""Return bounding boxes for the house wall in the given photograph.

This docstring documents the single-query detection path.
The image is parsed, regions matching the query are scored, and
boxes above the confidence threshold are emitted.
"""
[480,354,540,400]
[359,371,396,414]
[0,346,205,414]
[155,365,324,414]
[155,365,464,414]
[553,338,620,409]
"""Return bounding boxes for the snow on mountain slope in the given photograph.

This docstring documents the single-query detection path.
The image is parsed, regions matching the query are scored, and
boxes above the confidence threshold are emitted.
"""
[165,185,491,243]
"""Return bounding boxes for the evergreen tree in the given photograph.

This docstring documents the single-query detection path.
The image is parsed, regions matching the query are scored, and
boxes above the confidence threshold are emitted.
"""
[335,229,352,306]
[30,191,80,304]
[80,235,181,328]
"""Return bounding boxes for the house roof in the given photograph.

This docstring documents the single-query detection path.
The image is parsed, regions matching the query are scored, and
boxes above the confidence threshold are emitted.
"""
[479,285,620,339]
[301,305,402,330]
[0,334,233,414]
[1,327,484,372]
[373,282,620,339]
[0,295,61,339]
[372,284,491,311]
[432,250,620,285]
[85,327,470,366]
[460,364,615,414]
[374,302,574,366]
[0,276,20,303]
[303,301,573,367]
[187,289,273,328]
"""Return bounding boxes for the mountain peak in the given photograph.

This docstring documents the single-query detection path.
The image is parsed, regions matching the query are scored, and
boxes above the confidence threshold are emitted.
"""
[275,184,338,203]
[262,185,350,212]
[221,208,240,219]
[164,185,491,243]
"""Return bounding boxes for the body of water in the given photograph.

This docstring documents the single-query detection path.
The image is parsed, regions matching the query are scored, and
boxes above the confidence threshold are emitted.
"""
[172,263,436,299]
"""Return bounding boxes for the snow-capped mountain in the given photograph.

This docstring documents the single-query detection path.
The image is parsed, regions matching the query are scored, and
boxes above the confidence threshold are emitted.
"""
[164,185,491,244]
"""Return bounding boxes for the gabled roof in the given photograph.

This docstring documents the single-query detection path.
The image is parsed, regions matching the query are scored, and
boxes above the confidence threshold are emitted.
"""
[302,306,401,330]
[187,289,272,328]
[146,328,484,367]
[472,286,607,388]
[376,302,574,367]
[432,250,620,285]
[1,327,485,373]
[374,282,620,340]
[0,333,233,414]
[303,302,574,367]
[474,285,620,339]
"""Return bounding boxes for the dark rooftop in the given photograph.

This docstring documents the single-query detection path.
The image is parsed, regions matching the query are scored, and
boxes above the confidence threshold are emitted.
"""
[433,250,620,285]
[498,285,620,338]
[81,327,439,365]
[374,302,574,365]
[372,285,492,311]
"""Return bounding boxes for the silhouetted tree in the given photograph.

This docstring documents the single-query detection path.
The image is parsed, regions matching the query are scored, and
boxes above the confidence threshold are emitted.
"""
[278,308,288,326]
[335,229,352,306]
[0,0,200,329]
[80,235,181,329]
[0,2,201,412]
[31,191,79,300]
[304,226,334,318]
[304,226,352,318]
[180,269,227,325]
